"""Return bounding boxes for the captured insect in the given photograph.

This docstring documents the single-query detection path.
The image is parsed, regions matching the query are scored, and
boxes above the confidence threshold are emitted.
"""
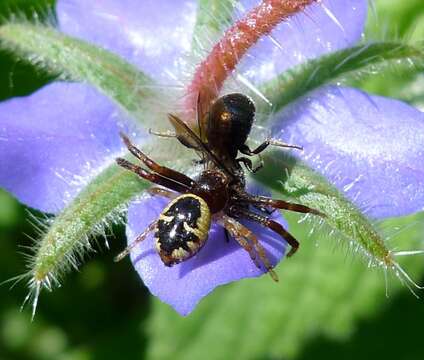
[115,93,323,281]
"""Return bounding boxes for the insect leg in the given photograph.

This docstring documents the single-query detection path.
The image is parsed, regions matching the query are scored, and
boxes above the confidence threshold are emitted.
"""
[114,220,157,262]
[240,139,303,156]
[236,157,263,173]
[149,129,177,138]
[120,132,196,188]
[217,215,278,282]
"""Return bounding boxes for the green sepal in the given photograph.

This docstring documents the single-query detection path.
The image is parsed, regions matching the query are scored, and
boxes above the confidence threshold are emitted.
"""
[0,22,155,121]
[253,152,389,263]
[30,160,148,289]
[191,0,236,55]
[257,41,424,117]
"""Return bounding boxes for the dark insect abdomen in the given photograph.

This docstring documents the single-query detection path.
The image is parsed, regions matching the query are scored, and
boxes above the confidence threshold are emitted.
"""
[206,93,255,159]
[155,194,211,266]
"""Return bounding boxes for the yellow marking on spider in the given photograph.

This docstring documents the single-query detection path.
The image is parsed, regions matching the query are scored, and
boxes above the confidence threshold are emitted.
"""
[186,241,200,252]
[155,239,161,252]
[158,214,174,223]
[172,247,190,260]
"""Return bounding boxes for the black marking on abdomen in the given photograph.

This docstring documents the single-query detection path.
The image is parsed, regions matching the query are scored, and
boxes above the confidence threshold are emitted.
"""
[156,196,202,253]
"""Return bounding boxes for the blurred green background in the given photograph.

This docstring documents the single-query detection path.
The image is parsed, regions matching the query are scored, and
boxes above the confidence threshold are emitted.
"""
[0,1,423,359]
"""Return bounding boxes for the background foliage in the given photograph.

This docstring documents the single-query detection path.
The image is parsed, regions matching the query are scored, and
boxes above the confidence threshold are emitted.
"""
[0,1,423,359]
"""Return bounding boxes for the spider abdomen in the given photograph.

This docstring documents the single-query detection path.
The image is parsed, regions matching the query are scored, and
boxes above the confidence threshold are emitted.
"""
[155,194,211,266]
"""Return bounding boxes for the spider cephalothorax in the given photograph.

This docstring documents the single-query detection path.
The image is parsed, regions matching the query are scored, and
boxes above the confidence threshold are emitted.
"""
[115,93,323,281]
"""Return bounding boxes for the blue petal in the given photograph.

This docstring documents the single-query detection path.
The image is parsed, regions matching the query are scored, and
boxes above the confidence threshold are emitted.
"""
[238,0,368,83]
[0,83,131,213]
[272,85,424,218]
[57,0,367,85]
[57,0,198,83]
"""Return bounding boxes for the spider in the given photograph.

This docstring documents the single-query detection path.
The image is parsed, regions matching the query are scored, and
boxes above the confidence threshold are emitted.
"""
[115,93,323,281]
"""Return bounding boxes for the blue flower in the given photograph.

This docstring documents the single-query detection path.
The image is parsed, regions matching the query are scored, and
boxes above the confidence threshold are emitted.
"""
[0,0,423,315]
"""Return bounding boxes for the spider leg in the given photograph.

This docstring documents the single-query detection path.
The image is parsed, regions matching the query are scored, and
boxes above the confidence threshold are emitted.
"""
[217,215,279,282]
[216,216,262,272]
[238,194,324,217]
[240,139,303,156]
[116,158,189,193]
[231,207,300,258]
[253,204,276,216]
[114,220,157,262]
[120,132,196,188]
[224,228,231,243]
[147,187,178,199]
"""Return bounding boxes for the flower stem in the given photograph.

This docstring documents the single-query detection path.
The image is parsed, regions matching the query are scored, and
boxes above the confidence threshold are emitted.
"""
[185,0,317,121]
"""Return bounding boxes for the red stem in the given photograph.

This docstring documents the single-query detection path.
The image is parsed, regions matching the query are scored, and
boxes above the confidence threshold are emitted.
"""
[184,0,317,122]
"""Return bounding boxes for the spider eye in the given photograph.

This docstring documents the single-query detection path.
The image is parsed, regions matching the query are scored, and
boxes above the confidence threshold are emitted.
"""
[155,194,211,266]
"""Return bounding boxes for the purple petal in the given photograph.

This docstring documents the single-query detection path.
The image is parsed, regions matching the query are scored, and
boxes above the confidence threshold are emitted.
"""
[238,0,367,83]
[126,191,287,315]
[271,85,424,219]
[57,0,198,83]
[0,82,130,213]
[56,0,367,86]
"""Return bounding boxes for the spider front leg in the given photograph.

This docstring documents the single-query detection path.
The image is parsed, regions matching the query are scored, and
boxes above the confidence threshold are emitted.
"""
[231,207,300,258]
[239,194,325,217]
[114,220,157,262]
[217,215,279,282]
[147,187,178,199]
[116,158,189,193]
[120,132,196,188]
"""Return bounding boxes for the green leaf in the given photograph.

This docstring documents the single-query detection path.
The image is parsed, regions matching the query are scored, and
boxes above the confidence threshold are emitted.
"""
[0,22,155,122]
[257,41,424,117]
[366,0,424,39]
[146,210,424,360]
[0,189,20,227]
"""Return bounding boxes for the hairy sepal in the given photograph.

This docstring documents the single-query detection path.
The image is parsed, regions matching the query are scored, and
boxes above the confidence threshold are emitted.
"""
[0,22,156,123]
[27,161,146,301]
[257,41,424,117]
[253,152,392,268]
[191,0,236,57]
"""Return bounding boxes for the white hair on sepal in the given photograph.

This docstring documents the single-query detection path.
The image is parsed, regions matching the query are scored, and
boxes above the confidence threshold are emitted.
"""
[380,215,424,296]
[367,216,424,297]
[190,0,235,61]
[156,0,237,101]
[0,2,57,28]
[287,181,424,298]
[0,8,61,92]
[10,199,130,319]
